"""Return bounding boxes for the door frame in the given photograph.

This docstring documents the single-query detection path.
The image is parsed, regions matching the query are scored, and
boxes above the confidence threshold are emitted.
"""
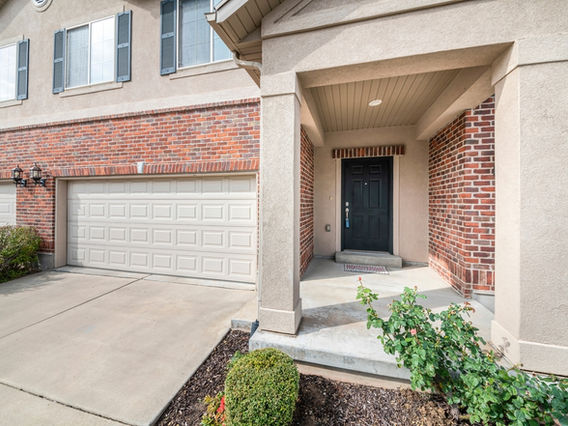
[338,156,396,254]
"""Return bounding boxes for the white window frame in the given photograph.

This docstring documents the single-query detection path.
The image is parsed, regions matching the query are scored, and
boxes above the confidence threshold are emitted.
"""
[0,43,18,102]
[65,15,116,89]
[176,0,231,70]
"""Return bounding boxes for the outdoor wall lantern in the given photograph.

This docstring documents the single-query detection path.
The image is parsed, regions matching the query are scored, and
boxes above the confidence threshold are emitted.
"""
[30,163,46,186]
[11,165,27,187]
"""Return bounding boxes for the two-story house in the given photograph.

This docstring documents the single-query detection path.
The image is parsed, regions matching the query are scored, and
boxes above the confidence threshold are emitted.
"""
[1,0,567,377]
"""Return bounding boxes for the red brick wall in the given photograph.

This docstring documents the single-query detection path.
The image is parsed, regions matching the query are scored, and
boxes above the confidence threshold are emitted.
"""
[300,127,315,277]
[0,99,260,252]
[428,97,495,297]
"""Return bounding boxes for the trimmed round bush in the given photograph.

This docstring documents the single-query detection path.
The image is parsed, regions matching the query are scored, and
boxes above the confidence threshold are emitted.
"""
[224,348,299,426]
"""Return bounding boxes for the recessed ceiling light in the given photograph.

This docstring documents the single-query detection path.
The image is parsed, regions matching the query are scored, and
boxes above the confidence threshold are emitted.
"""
[368,99,383,107]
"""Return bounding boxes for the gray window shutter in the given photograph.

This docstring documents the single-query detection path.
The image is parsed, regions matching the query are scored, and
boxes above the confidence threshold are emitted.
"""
[160,0,176,75]
[116,10,132,82]
[16,39,29,100]
[53,29,65,93]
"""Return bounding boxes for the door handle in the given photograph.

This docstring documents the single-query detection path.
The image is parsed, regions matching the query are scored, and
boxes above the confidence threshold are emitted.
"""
[345,202,350,228]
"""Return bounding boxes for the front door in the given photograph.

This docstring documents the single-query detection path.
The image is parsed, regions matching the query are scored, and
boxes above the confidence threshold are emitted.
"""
[342,157,392,252]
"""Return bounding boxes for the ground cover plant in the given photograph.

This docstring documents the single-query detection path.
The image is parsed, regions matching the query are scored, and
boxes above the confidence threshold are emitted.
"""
[0,225,41,283]
[356,279,568,425]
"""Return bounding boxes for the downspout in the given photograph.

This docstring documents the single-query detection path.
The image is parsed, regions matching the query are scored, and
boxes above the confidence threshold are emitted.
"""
[230,52,262,335]
[232,51,262,73]
[207,9,263,334]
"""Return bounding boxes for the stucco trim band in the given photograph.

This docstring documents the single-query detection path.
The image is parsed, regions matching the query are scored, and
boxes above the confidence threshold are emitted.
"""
[331,145,405,159]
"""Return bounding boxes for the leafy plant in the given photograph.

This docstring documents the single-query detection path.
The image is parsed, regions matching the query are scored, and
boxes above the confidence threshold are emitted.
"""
[224,348,299,426]
[0,226,41,283]
[356,278,568,425]
[201,392,226,426]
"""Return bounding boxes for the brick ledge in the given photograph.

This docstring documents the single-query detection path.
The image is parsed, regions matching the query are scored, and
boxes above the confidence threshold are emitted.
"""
[0,98,260,134]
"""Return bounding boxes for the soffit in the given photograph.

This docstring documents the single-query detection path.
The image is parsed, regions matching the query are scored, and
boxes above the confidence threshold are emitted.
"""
[208,0,282,85]
[311,69,460,132]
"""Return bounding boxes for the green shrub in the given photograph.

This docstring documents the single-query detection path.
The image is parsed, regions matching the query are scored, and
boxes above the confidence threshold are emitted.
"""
[356,280,568,425]
[224,348,299,426]
[0,226,41,283]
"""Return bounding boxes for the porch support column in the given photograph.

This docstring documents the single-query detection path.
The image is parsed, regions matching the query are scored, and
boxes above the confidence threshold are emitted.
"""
[258,72,302,334]
[491,36,568,375]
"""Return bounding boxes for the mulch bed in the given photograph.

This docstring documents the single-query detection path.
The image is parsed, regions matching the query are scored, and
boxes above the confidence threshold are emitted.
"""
[157,330,465,426]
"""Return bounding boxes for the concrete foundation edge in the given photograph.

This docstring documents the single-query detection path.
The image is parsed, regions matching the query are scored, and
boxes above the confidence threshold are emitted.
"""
[38,253,54,270]
[491,320,568,376]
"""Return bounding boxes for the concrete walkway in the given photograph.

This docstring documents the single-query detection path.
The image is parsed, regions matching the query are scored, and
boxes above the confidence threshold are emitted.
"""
[251,259,494,379]
[0,269,254,426]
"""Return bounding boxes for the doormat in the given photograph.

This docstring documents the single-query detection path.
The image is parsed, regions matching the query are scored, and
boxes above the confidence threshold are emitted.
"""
[344,264,389,274]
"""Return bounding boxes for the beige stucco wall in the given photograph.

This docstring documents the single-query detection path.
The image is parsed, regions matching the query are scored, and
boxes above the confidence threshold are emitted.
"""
[0,0,258,129]
[491,39,568,375]
[262,0,568,77]
[314,126,428,263]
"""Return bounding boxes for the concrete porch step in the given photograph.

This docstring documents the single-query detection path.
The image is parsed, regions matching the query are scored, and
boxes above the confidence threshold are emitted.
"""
[249,329,411,381]
[335,250,403,268]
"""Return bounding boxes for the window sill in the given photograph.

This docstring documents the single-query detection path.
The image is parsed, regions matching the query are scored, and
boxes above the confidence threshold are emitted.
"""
[0,99,23,109]
[59,81,123,98]
[169,60,237,80]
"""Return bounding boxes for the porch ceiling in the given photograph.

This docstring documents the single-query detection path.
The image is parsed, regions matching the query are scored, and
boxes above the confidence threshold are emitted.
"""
[310,69,460,132]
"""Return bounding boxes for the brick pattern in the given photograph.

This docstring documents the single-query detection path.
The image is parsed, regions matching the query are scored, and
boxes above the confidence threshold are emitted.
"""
[300,127,315,277]
[332,144,405,159]
[428,97,495,297]
[0,100,260,252]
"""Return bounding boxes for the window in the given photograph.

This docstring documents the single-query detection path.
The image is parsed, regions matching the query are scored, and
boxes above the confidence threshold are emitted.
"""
[178,0,230,68]
[0,44,17,101]
[66,16,115,88]
[53,12,131,94]
[0,40,29,102]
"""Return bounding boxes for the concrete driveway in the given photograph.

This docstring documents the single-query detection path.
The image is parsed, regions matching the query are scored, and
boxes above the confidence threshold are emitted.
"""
[0,269,255,426]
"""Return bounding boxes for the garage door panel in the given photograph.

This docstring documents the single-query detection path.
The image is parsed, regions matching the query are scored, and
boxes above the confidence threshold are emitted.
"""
[0,182,15,226]
[229,176,255,192]
[202,203,225,222]
[131,252,150,268]
[177,255,198,273]
[177,230,198,247]
[131,228,150,243]
[228,203,254,223]
[177,204,198,220]
[69,222,256,253]
[67,177,257,282]
[109,250,128,267]
[109,203,128,218]
[202,178,225,194]
[68,224,87,242]
[68,247,86,263]
[109,227,128,242]
[229,258,253,278]
[89,249,106,264]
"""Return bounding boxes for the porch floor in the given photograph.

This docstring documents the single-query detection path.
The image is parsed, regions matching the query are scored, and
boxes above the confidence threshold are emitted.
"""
[250,258,494,380]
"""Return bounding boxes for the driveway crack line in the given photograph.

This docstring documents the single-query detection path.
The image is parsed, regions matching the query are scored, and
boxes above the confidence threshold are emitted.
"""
[0,382,134,425]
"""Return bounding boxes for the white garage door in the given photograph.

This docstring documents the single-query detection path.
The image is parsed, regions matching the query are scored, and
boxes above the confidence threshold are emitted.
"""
[67,176,257,283]
[0,183,16,225]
